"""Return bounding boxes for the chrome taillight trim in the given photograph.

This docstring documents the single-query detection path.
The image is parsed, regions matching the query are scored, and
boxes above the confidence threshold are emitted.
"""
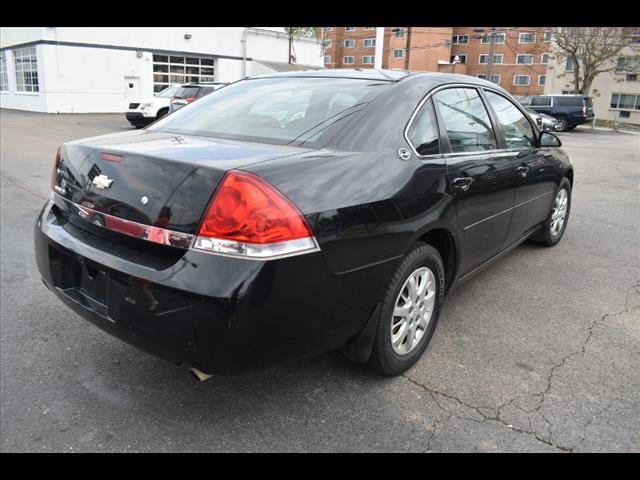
[192,236,320,260]
[52,192,194,249]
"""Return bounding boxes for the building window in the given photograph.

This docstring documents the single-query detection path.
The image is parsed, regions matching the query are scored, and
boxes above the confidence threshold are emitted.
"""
[513,75,531,86]
[451,35,469,45]
[477,74,501,84]
[362,56,375,64]
[14,47,39,92]
[610,93,640,109]
[363,38,376,48]
[479,54,502,64]
[395,28,406,38]
[364,27,376,30]
[323,27,332,32]
[538,75,546,86]
[519,32,536,44]
[516,54,534,65]
[0,51,8,92]
[152,54,214,93]
[450,54,467,63]
[343,56,354,64]
[324,39,332,48]
[324,55,331,65]
[480,33,505,44]
[566,57,576,72]
[541,53,550,64]
[394,49,405,59]
[617,56,640,71]
[344,39,355,48]
[543,31,553,42]
[345,27,356,32]
[626,73,638,81]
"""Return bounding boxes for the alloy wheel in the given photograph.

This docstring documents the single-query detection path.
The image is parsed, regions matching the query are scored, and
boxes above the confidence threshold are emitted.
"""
[390,267,436,355]
[550,188,568,237]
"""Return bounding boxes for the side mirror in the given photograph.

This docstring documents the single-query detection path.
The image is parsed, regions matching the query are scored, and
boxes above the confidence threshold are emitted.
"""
[535,117,543,128]
[540,131,562,147]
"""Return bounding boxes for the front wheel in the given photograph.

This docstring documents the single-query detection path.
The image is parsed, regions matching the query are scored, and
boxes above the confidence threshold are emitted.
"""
[368,243,445,376]
[532,178,572,247]
[554,116,569,132]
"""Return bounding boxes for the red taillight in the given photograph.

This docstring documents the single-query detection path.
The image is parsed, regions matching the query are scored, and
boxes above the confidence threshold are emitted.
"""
[184,97,197,104]
[51,146,61,191]
[194,170,318,259]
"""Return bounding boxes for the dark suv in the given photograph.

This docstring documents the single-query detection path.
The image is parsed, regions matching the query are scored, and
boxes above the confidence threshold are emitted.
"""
[528,94,594,131]
[169,83,227,113]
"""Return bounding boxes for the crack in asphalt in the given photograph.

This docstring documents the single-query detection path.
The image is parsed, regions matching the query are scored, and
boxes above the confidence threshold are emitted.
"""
[403,280,640,453]
[0,174,48,202]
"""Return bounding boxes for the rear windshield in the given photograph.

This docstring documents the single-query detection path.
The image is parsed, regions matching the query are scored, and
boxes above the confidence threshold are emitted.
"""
[173,86,201,99]
[531,97,552,106]
[156,85,181,98]
[149,77,391,146]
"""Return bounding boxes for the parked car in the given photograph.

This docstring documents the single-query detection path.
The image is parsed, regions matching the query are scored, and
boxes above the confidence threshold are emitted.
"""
[527,94,594,131]
[524,106,558,132]
[37,71,573,378]
[125,84,180,128]
[169,83,227,113]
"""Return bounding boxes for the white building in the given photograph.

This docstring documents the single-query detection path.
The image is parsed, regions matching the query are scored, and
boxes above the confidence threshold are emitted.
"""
[0,27,324,113]
[544,42,640,126]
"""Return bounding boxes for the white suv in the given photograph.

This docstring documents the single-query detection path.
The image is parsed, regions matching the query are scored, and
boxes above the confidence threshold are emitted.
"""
[125,84,180,128]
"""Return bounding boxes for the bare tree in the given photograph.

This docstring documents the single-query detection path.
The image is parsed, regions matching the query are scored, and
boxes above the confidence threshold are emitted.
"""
[550,27,639,94]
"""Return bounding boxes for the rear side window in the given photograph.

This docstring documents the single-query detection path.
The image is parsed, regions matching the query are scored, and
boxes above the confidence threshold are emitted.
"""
[200,87,215,96]
[556,96,583,107]
[485,91,536,149]
[407,98,440,156]
[530,97,552,106]
[433,88,497,153]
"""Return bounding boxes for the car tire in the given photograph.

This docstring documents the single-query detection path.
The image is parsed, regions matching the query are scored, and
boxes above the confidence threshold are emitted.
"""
[554,116,569,132]
[156,108,169,120]
[531,177,572,247]
[367,243,445,376]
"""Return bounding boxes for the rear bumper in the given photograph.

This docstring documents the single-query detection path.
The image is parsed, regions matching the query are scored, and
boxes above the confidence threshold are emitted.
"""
[35,200,392,373]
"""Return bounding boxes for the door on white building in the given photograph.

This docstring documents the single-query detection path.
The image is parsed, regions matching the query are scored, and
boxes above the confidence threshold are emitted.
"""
[124,76,141,107]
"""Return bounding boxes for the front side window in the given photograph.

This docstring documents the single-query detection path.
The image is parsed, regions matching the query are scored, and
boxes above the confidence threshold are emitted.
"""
[0,51,8,91]
[148,77,391,147]
[485,91,536,149]
[407,98,440,156]
[433,88,497,153]
[14,47,39,92]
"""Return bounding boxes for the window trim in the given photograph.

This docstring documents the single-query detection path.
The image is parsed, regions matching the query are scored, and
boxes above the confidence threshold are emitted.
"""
[393,49,405,59]
[516,53,535,65]
[343,39,355,48]
[451,35,469,45]
[518,32,536,44]
[343,55,355,64]
[541,52,550,64]
[478,53,503,64]
[481,33,506,44]
[538,75,546,86]
[451,54,467,64]
[482,88,539,152]
[13,46,39,93]
[513,75,531,86]
[362,55,375,64]
[404,83,508,158]
[363,38,376,48]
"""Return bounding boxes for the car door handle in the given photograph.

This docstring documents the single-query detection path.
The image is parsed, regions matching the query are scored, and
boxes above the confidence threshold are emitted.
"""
[516,166,530,177]
[452,177,473,191]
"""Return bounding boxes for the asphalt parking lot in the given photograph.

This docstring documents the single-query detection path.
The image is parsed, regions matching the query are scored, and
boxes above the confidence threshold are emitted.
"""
[1,108,639,452]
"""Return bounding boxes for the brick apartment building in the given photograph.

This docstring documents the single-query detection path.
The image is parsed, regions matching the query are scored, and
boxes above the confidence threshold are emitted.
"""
[321,26,552,96]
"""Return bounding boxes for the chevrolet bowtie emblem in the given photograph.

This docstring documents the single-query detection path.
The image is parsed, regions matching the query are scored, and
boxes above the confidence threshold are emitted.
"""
[92,174,114,190]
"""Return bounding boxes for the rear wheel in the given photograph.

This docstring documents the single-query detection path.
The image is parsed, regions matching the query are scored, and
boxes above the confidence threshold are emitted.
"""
[368,243,445,376]
[532,177,572,247]
[156,108,169,120]
[554,116,569,132]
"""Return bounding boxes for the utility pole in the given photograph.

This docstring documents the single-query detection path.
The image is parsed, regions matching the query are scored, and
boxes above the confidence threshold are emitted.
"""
[405,27,412,70]
[288,27,293,64]
[486,26,497,81]
[374,27,384,69]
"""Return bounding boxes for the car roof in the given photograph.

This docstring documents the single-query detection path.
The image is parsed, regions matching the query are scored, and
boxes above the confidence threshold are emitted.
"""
[248,69,505,89]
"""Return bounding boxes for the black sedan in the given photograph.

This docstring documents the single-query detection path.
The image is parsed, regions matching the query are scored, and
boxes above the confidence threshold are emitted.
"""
[36,70,573,377]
